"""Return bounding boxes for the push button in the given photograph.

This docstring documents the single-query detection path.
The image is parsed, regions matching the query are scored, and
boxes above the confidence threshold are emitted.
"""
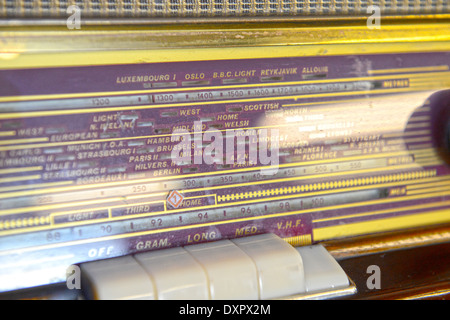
[232,233,305,299]
[80,234,353,300]
[134,247,209,300]
[184,239,259,300]
[80,255,155,300]
[296,244,349,293]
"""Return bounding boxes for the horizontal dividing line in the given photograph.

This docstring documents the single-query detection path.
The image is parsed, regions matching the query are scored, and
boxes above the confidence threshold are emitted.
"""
[400,137,432,144]
[283,96,376,107]
[124,192,168,201]
[415,154,442,160]
[313,208,450,242]
[408,79,450,86]
[368,65,449,75]
[418,106,431,112]
[403,122,430,129]
[419,156,445,162]
[409,80,450,88]
[0,70,447,104]
[400,289,450,300]
[342,149,363,156]
[408,186,450,196]
[0,196,128,216]
[407,143,433,150]
[0,78,345,103]
[281,94,429,109]
[182,194,217,201]
[185,194,216,199]
[0,137,49,145]
[407,183,450,195]
[0,166,42,175]
[386,138,417,145]
[419,165,445,169]
[409,72,450,79]
[407,177,450,190]
[1,189,450,256]
[3,40,450,71]
[0,168,441,235]
[0,174,41,184]
[408,115,430,122]
[0,131,15,137]
[414,151,440,159]
[282,89,435,108]
[292,87,422,102]
[0,74,446,121]
[0,148,431,201]
[414,158,443,166]
[313,198,450,223]
[0,254,75,269]
[383,130,431,138]
[418,161,445,166]
[0,87,418,120]
[0,180,73,193]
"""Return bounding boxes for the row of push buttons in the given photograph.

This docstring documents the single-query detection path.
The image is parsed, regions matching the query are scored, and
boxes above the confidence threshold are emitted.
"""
[80,233,350,299]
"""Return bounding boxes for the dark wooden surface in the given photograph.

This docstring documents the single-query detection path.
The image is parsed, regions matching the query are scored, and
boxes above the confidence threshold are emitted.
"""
[337,241,450,300]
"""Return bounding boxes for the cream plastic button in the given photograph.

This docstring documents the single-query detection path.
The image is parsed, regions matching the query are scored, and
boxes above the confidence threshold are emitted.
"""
[134,247,209,300]
[80,255,155,300]
[184,239,259,300]
[80,235,351,300]
[232,233,305,299]
[296,244,349,293]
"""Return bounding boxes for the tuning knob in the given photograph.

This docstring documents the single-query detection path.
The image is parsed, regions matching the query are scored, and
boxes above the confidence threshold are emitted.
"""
[429,90,450,165]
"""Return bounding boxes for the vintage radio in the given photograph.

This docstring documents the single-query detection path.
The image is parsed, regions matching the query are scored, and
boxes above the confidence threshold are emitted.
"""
[0,0,449,301]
